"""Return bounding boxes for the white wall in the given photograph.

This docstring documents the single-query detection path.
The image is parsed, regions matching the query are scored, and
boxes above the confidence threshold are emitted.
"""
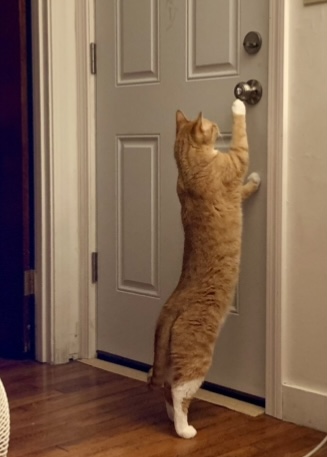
[282,0,327,432]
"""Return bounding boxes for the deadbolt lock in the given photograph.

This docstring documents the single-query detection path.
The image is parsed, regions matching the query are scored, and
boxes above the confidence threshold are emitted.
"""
[243,31,262,55]
[234,79,263,105]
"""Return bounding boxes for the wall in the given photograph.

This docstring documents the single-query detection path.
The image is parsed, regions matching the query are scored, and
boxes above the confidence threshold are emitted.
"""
[282,0,327,432]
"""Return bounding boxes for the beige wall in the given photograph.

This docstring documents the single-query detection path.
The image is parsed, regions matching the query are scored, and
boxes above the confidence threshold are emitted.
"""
[282,0,327,431]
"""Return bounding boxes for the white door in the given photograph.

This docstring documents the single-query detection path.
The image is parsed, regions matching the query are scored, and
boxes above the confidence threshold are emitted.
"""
[96,0,268,399]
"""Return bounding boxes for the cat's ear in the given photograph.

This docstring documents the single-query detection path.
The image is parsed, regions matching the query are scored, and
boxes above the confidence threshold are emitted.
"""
[176,110,188,133]
[194,112,204,133]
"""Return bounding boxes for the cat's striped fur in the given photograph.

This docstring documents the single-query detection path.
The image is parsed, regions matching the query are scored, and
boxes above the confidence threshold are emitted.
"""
[148,99,260,438]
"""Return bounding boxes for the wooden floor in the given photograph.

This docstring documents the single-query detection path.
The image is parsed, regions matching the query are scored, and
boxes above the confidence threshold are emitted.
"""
[0,360,326,457]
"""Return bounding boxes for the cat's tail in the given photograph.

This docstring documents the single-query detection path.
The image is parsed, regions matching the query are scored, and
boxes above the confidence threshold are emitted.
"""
[148,312,174,390]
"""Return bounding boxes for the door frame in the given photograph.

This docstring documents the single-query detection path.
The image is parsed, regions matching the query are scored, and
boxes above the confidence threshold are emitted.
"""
[31,0,97,363]
[32,0,285,418]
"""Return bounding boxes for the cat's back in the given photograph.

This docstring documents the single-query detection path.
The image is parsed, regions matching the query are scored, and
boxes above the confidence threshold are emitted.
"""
[179,164,243,237]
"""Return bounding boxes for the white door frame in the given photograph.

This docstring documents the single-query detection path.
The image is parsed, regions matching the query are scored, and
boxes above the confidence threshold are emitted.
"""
[31,0,97,363]
[32,0,285,418]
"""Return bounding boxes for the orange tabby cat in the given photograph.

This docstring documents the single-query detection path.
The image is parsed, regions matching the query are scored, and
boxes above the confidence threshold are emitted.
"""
[148,99,260,439]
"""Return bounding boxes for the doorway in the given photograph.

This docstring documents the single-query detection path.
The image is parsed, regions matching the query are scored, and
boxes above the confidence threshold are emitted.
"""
[0,0,35,358]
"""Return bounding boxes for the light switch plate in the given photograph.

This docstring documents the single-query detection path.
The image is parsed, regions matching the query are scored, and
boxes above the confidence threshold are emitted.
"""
[304,0,327,5]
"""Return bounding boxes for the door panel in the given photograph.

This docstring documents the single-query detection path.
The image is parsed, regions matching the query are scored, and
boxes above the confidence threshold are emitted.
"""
[117,0,159,84]
[188,0,239,79]
[96,0,268,398]
[117,135,159,297]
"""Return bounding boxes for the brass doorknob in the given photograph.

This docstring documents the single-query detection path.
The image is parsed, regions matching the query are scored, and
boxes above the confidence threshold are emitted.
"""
[234,79,263,105]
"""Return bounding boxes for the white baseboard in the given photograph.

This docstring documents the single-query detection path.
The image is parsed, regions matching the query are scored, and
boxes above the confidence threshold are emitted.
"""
[80,358,264,417]
[282,384,327,432]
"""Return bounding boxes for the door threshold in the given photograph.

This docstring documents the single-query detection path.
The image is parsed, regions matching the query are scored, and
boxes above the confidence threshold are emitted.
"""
[79,357,264,418]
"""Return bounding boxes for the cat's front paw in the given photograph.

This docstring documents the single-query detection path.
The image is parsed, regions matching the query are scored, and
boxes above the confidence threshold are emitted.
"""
[247,172,261,185]
[176,425,197,439]
[232,99,246,116]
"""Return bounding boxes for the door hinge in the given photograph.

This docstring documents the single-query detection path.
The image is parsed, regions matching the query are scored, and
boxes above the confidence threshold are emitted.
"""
[91,252,98,283]
[90,42,97,75]
[24,270,35,296]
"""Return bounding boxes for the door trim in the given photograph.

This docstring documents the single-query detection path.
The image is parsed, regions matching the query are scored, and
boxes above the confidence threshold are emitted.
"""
[31,0,51,362]
[265,0,286,419]
[32,0,97,363]
[75,0,97,360]
[32,0,286,415]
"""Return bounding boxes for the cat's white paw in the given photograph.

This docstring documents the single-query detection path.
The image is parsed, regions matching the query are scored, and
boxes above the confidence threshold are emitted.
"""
[247,172,261,185]
[232,99,246,116]
[176,425,197,439]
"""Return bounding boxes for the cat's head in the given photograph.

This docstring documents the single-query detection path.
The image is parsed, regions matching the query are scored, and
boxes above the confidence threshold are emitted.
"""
[175,110,219,147]
[175,111,220,194]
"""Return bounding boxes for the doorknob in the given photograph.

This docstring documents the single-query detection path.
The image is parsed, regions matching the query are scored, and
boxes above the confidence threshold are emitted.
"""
[234,79,263,105]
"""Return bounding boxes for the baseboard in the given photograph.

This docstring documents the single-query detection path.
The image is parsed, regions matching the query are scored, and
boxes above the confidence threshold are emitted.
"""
[96,350,265,408]
[81,357,264,417]
[282,384,327,433]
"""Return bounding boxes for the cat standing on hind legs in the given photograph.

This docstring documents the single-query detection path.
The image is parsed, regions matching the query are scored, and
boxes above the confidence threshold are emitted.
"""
[148,99,261,439]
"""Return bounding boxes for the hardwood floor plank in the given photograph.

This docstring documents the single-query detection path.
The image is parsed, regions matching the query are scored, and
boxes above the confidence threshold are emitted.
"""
[1,359,325,457]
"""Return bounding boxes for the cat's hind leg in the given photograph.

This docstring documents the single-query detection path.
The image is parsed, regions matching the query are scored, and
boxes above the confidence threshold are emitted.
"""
[163,367,174,422]
[242,172,261,201]
[163,382,174,422]
[171,377,203,439]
